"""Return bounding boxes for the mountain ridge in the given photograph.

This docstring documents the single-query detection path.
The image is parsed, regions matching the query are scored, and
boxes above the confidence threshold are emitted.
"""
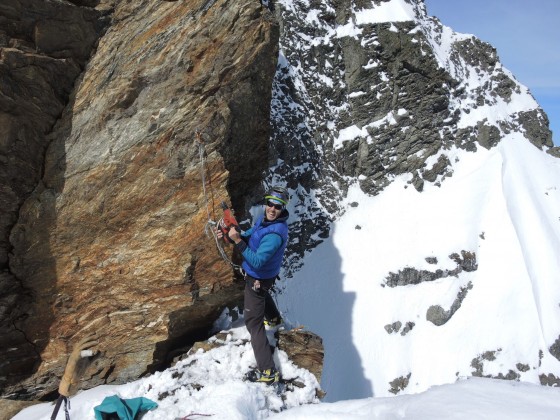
[1,0,559,406]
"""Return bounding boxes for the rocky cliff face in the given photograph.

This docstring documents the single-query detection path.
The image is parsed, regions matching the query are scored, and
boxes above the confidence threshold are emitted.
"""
[266,0,557,274]
[0,0,110,398]
[1,0,278,399]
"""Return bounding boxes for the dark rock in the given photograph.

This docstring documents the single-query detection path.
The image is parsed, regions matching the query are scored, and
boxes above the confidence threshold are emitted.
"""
[471,350,498,376]
[547,146,560,158]
[540,373,560,387]
[494,370,520,381]
[449,251,478,272]
[426,282,473,326]
[400,322,415,336]
[517,109,553,148]
[471,349,526,381]
[422,154,452,183]
[0,0,109,398]
[516,363,530,372]
[476,121,501,150]
[385,251,477,287]
[388,372,411,394]
[277,329,324,385]
[384,321,402,334]
[386,266,437,286]
[549,336,560,362]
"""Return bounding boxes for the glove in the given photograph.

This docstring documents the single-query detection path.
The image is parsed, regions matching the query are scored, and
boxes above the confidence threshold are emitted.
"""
[58,332,98,396]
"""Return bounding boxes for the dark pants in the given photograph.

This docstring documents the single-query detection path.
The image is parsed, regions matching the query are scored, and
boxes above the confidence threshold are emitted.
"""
[244,275,280,370]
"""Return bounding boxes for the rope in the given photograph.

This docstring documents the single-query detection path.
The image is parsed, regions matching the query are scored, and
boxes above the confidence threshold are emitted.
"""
[196,131,215,223]
[178,413,213,419]
[196,131,243,274]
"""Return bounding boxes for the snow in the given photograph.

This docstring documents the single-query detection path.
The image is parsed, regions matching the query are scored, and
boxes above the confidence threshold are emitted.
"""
[334,112,398,148]
[277,132,560,401]
[336,22,362,39]
[270,377,560,419]
[354,0,417,25]
[456,85,539,130]
[16,348,560,420]
[15,316,321,420]
[332,0,419,40]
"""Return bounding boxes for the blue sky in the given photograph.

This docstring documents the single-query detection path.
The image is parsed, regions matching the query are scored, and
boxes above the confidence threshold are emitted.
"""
[424,0,559,146]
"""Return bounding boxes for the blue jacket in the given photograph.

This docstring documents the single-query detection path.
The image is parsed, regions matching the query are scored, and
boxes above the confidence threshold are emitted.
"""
[236,210,289,279]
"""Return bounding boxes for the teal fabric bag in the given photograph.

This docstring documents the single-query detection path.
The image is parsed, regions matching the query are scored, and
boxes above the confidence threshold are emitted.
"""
[93,395,158,420]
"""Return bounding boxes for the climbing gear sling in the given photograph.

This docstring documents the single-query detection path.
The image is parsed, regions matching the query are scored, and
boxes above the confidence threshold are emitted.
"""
[50,395,70,420]
[196,131,243,274]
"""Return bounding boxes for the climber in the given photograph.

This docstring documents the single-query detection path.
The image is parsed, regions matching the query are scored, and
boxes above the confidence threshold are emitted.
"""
[217,186,289,385]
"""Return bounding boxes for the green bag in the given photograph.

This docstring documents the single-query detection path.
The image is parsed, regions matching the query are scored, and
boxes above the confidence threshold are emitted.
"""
[93,395,157,420]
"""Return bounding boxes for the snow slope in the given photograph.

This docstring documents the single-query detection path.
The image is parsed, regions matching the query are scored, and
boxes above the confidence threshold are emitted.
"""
[267,0,560,402]
[277,133,560,401]
[270,377,560,420]
[14,316,321,420]
[15,319,560,420]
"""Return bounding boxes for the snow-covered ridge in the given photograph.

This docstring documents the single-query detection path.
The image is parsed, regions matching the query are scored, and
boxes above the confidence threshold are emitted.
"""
[262,9,559,403]
[268,0,553,274]
[15,315,322,419]
[277,132,560,400]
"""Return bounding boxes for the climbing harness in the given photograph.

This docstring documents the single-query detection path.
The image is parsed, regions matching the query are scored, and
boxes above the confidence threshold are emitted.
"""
[196,131,244,274]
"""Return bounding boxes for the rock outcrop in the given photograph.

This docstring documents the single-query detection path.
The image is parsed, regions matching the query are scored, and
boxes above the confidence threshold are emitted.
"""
[265,0,556,273]
[0,399,38,420]
[277,328,324,385]
[1,0,110,398]
[1,0,279,399]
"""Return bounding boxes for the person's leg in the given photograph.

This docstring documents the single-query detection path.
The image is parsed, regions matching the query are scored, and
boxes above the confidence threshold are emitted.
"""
[244,279,275,370]
[264,285,281,323]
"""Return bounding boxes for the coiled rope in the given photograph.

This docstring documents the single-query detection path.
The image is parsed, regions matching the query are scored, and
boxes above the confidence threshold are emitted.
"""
[196,131,243,273]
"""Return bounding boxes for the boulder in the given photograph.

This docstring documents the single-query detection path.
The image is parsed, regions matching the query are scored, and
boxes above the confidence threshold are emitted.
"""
[1,0,279,399]
[277,328,324,384]
[0,0,108,398]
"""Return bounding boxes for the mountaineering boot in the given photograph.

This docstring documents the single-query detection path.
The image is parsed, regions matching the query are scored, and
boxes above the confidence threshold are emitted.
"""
[245,368,280,385]
[264,316,283,329]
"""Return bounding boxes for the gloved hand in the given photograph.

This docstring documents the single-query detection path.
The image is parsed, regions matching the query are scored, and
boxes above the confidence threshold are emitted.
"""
[227,225,241,244]
[58,332,98,397]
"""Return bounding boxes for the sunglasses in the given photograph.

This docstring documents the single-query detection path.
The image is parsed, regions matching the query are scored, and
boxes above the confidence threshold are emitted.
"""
[266,200,284,210]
